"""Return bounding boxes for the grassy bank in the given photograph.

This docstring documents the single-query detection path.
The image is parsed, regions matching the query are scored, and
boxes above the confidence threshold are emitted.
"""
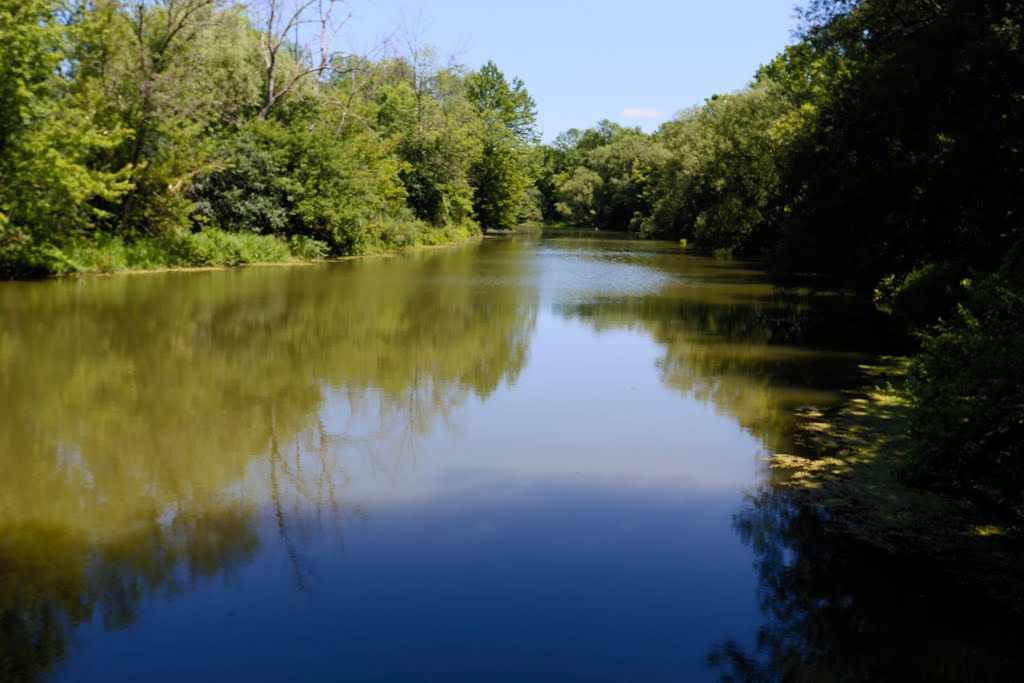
[0,223,481,279]
[770,358,1024,610]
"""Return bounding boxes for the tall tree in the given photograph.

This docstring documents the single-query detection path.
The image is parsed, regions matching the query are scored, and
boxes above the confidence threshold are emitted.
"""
[83,0,264,233]
[466,60,537,230]
[0,0,130,257]
[374,48,484,229]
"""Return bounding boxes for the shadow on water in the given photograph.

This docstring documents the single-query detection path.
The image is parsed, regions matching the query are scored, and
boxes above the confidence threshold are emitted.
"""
[537,236,1023,680]
[707,481,1024,682]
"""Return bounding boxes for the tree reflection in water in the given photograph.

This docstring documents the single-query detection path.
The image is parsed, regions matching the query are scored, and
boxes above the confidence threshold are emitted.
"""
[708,481,1024,681]
[0,243,538,681]
[537,240,1020,680]
[0,508,258,682]
[552,248,890,454]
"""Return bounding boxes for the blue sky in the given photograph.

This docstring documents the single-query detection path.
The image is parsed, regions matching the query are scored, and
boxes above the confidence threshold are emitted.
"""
[343,0,802,141]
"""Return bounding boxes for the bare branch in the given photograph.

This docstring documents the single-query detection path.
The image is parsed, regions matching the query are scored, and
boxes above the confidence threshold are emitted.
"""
[254,0,354,119]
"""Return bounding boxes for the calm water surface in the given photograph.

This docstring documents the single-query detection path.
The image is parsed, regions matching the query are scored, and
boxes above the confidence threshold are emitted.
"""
[0,234,1019,681]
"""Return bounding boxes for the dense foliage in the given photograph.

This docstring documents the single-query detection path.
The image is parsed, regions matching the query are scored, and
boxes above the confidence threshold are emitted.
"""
[539,0,1022,295]
[535,0,1023,511]
[905,272,1024,516]
[0,0,538,276]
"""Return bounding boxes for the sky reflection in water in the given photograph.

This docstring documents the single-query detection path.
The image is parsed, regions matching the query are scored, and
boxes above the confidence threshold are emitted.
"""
[0,235,889,681]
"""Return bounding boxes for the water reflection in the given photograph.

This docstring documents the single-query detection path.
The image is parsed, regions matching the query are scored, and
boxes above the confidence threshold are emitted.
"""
[0,245,537,526]
[708,481,1024,681]
[0,507,259,682]
[546,239,882,452]
[0,244,538,679]
[0,235,950,681]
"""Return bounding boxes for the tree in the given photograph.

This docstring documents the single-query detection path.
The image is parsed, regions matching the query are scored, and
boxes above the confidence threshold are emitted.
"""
[542,120,665,230]
[554,167,602,224]
[0,0,130,275]
[251,0,353,120]
[68,0,268,235]
[466,60,538,230]
[647,85,795,249]
[771,0,1024,293]
[374,50,484,229]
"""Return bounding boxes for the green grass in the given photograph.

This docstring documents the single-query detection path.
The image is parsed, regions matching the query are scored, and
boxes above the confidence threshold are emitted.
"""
[60,230,294,272]
[369,218,481,253]
[1,219,482,280]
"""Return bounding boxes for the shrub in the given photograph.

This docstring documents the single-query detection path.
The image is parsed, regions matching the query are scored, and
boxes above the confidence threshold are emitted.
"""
[288,235,329,260]
[891,262,967,326]
[0,241,78,278]
[175,229,291,266]
[191,125,291,236]
[904,276,1024,515]
[376,218,426,250]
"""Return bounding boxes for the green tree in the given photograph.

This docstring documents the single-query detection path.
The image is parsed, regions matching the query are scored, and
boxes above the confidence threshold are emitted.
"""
[466,60,538,229]
[374,54,484,229]
[644,83,795,249]
[772,0,1024,294]
[541,120,666,230]
[0,0,131,276]
[585,129,666,230]
[554,167,602,225]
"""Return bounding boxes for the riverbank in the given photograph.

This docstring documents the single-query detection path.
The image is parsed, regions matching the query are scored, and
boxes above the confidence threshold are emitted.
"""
[0,224,483,279]
[770,358,1024,611]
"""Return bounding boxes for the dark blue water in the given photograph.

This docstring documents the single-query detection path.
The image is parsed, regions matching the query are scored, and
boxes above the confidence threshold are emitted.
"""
[61,486,757,682]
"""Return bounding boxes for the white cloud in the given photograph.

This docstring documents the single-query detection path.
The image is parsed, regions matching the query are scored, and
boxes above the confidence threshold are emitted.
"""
[620,108,664,120]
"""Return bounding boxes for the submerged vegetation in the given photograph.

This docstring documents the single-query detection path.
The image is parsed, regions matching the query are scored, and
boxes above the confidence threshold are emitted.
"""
[0,0,538,277]
[769,359,1024,611]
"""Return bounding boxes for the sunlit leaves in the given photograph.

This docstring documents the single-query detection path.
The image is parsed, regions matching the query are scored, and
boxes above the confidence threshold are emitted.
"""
[466,61,538,229]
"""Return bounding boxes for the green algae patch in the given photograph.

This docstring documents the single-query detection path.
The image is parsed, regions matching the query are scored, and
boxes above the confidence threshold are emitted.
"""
[769,357,1024,611]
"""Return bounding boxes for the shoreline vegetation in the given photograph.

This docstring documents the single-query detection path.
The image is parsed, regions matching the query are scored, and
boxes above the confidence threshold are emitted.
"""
[2,2,540,280]
[3,222,572,280]
[773,358,1024,612]
[4,224,487,279]
[1,222,609,280]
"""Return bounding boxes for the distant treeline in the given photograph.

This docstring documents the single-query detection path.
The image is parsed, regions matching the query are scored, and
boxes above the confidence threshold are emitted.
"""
[536,0,1023,516]
[0,0,538,276]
